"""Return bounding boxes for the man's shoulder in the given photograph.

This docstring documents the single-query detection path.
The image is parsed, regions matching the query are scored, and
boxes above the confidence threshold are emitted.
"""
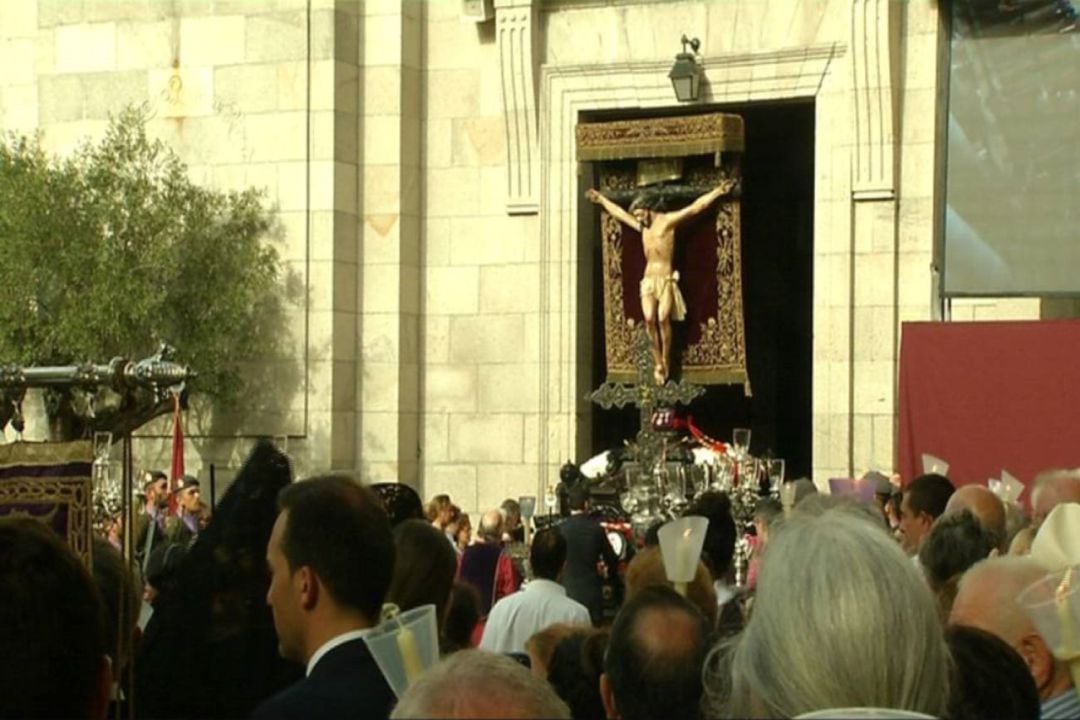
[561,514,596,529]
[250,680,308,720]
[488,589,523,615]
[251,641,393,720]
[555,593,591,618]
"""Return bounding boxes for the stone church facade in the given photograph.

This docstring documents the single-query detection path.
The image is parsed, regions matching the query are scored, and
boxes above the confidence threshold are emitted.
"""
[0,0,1039,513]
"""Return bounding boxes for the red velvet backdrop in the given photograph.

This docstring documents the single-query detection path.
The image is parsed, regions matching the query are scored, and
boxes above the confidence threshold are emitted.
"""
[897,320,1080,504]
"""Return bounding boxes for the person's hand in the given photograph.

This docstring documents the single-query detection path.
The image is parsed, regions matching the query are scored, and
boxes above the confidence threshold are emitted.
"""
[585,188,603,204]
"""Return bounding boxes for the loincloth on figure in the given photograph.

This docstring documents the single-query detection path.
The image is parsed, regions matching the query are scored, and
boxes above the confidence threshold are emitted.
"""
[639,271,688,321]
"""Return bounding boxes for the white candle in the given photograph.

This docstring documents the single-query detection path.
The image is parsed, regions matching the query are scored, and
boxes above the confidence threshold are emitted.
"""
[396,626,424,684]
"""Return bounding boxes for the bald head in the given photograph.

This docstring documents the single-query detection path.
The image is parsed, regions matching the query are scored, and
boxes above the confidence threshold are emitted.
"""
[633,605,702,658]
[603,585,710,720]
[392,650,570,719]
[478,509,504,542]
[1031,470,1080,528]
[950,557,1046,644]
[950,556,1072,700]
[945,485,1006,549]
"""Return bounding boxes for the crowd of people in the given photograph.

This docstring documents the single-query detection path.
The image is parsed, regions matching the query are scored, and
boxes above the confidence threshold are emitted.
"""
[2,438,1079,719]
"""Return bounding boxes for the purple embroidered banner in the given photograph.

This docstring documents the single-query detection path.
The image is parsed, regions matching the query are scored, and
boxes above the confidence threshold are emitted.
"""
[0,441,94,567]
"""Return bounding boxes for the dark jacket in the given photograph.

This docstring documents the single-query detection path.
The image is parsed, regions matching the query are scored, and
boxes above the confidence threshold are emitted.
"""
[250,638,395,720]
[558,513,620,624]
[458,542,503,617]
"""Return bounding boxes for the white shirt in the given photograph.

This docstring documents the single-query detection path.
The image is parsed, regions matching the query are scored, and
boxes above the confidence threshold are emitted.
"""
[479,579,591,654]
[306,628,373,676]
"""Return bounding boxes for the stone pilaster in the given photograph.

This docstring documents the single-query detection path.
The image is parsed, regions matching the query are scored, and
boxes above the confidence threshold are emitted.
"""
[849,0,901,474]
[494,0,539,215]
[356,0,423,485]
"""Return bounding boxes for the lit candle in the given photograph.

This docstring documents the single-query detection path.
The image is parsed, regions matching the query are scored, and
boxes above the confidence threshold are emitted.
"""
[396,626,424,684]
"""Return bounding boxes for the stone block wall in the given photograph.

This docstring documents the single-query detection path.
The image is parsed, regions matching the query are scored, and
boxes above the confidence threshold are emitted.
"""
[0,0,1049,514]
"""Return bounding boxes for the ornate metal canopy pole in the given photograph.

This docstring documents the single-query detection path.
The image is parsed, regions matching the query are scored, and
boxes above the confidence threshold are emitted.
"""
[0,343,195,434]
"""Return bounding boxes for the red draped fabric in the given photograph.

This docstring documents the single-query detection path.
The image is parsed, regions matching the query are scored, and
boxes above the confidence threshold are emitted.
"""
[897,320,1080,506]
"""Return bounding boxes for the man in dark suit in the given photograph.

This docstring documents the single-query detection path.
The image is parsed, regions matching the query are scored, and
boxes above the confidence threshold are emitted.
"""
[252,474,396,720]
[558,484,620,626]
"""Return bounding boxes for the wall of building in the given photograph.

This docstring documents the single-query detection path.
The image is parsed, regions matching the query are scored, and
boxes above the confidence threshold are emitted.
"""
[0,0,1047,515]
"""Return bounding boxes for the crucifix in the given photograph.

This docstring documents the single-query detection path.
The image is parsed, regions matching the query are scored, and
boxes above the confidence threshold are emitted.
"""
[588,330,704,474]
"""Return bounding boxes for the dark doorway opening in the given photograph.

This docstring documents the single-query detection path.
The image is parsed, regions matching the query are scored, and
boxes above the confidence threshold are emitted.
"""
[586,101,815,478]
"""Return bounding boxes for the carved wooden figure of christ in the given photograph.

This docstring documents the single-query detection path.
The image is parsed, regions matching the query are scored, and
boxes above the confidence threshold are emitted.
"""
[585,180,736,385]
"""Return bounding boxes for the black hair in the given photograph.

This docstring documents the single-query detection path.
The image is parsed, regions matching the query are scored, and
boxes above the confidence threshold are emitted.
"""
[567,484,590,511]
[387,519,457,629]
[906,473,955,520]
[369,481,425,527]
[277,474,395,621]
[685,491,737,579]
[0,519,106,719]
[441,581,481,654]
[918,510,997,592]
[530,527,568,581]
[946,624,1040,720]
[605,585,712,720]
[547,630,609,719]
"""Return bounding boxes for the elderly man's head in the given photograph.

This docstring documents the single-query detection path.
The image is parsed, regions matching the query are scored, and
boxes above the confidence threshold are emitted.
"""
[478,509,504,543]
[949,556,1073,701]
[1030,469,1080,529]
[944,484,1006,550]
[391,649,570,719]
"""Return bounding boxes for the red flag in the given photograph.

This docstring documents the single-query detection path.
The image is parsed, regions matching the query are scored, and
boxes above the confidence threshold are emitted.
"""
[168,392,184,516]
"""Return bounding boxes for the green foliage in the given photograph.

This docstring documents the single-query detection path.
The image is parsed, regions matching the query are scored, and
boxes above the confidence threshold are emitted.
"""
[0,106,286,409]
